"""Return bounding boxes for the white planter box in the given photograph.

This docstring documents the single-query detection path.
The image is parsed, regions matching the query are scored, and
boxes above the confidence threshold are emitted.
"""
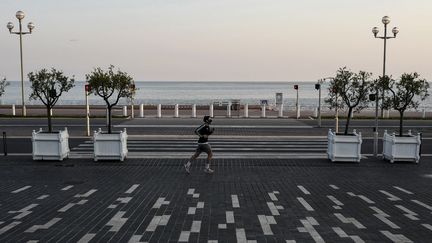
[32,128,70,161]
[383,130,421,163]
[327,129,362,162]
[93,128,128,161]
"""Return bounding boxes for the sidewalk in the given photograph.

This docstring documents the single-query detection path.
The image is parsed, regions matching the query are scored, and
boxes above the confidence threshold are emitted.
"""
[1,156,432,242]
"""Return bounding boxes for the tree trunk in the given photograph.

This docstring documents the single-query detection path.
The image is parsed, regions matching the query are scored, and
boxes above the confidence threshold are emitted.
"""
[108,106,112,134]
[344,107,353,135]
[380,88,385,118]
[399,110,404,137]
[47,105,52,133]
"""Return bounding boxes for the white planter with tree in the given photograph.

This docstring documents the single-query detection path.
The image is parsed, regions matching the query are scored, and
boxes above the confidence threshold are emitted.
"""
[325,67,372,162]
[86,65,134,161]
[382,73,429,163]
[28,69,75,161]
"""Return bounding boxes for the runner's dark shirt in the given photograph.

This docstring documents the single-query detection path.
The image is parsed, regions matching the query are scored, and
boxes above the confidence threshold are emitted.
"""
[195,124,214,143]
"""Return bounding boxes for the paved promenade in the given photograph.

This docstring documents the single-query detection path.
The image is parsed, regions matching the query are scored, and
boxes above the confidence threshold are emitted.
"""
[1,117,432,242]
[1,156,432,242]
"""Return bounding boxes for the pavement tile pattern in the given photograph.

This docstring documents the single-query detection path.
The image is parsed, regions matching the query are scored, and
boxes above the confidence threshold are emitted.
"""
[1,158,432,242]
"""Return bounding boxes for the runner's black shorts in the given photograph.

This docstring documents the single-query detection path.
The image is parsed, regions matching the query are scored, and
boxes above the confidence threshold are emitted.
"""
[194,143,212,156]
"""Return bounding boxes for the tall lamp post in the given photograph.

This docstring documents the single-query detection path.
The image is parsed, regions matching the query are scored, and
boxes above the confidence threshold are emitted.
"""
[7,11,35,117]
[371,16,399,156]
[317,77,334,129]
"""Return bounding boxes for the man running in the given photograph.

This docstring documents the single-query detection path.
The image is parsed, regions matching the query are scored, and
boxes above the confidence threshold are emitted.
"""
[184,115,215,174]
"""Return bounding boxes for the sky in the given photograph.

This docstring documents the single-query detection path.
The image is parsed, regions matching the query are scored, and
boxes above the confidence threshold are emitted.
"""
[1,0,431,81]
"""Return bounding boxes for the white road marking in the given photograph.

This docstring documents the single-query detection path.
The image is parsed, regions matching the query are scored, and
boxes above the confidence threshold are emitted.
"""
[379,190,401,201]
[25,218,62,233]
[422,224,432,231]
[178,231,190,242]
[74,189,97,198]
[106,211,128,232]
[297,185,311,195]
[218,224,227,229]
[267,202,283,216]
[297,197,314,211]
[412,199,432,211]
[145,215,171,232]
[232,195,240,208]
[395,205,419,220]
[236,228,248,243]
[332,227,365,243]
[297,218,324,243]
[329,184,340,190]
[327,195,344,206]
[258,215,276,235]
[393,186,413,195]
[8,204,38,219]
[268,192,279,201]
[37,195,49,200]
[0,221,22,235]
[380,231,413,243]
[226,211,235,224]
[152,197,170,209]
[77,233,97,243]
[334,213,366,229]
[11,186,31,194]
[61,185,74,191]
[125,184,140,194]
[191,221,201,233]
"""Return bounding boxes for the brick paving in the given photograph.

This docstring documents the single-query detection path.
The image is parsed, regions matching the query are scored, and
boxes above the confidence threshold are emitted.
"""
[1,157,432,242]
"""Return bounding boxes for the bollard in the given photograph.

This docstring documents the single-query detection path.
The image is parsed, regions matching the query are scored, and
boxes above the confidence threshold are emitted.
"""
[313,107,318,118]
[278,104,283,118]
[244,104,249,118]
[174,104,179,118]
[209,104,214,118]
[261,104,266,118]
[2,132,7,156]
[192,104,196,118]
[227,102,231,118]
[50,108,53,117]
[157,104,162,118]
[139,104,144,118]
[296,105,301,119]
[12,104,16,116]
[123,106,127,117]
[422,108,426,119]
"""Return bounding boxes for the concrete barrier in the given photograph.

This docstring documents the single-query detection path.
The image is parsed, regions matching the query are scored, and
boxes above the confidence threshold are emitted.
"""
[278,104,283,118]
[174,104,178,118]
[210,104,214,118]
[123,106,127,117]
[157,104,162,118]
[139,104,144,118]
[192,104,196,118]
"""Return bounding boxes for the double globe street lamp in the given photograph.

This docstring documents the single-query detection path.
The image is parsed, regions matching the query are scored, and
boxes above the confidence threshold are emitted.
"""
[7,11,35,117]
[371,16,399,157]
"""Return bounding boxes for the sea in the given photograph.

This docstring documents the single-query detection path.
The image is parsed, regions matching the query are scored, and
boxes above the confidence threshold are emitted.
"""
[1,81,431,110]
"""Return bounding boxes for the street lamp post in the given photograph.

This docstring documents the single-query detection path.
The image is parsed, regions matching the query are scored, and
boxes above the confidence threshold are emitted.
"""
[372,16,399,156]
[7,11,35,117]
[315,80,323,128]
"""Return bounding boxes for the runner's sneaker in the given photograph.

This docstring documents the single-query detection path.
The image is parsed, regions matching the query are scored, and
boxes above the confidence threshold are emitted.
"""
[204,168,214,174]
[184,163,191,174]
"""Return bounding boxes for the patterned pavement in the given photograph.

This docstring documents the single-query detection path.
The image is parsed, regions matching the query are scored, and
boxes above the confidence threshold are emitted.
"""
[1,157,432,242]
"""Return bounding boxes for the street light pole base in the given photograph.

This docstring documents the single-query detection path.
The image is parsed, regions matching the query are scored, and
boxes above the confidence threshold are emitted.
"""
[373,131,379,157]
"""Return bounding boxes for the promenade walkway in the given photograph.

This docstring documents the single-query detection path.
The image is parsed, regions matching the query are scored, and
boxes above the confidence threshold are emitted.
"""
[1,156,432,242]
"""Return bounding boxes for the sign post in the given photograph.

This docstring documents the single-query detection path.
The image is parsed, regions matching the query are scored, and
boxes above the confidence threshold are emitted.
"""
[85,84,91,136]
